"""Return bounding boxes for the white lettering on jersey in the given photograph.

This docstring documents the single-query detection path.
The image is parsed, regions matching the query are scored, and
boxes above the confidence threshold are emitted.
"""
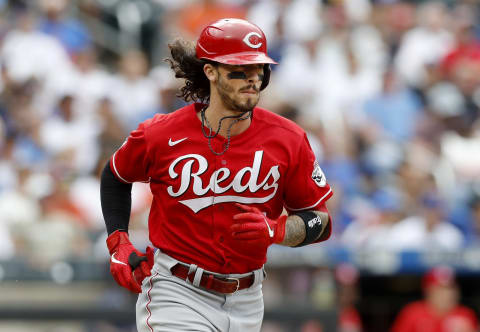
[167,151,280,213]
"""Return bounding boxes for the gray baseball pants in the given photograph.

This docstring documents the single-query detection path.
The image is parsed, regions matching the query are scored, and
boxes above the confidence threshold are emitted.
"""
[136,250,266,332]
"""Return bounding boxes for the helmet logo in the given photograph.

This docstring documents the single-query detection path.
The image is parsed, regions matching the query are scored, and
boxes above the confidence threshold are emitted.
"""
[242,32,262,49]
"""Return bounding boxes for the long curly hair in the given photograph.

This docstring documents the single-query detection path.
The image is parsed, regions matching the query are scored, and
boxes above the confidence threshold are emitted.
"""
[165,39,215,103]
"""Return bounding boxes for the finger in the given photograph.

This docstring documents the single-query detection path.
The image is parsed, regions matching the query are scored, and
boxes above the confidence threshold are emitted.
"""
[235,203,256,212]
[233,212,262,221]
[145,246,155,267]
[127,271,142,293]
[231,222,263,233]
[232,230,262,240]
[139,260,152,277]
[116,264,141,293]
[235,203,262,214]
[111,268,124,287]
[112,265,132,289]
[130,281,142,293]
[133,268,142,285]
[133,264,150,286]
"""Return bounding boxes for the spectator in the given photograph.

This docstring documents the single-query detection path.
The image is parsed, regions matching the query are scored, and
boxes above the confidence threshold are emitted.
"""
[441,4,480,80]
[440,117,480,183]
[394,1,453,89]
[391,266,478,332]
[0,9,72,89]
[96,98,128,159]
[340,188,405,251]
[68,160,106,232]
[149,65,186,114]
[388,193,464,252]
[360,66,423,143]
[174,0,246,39]
[37,0,92,56]
[0,221,14,260]
[108,50,158,130]
[336,263,363,332]
[300,319,324,332]
[0,168,44,258]
[466,194,480,246]
[0,119,17,192]
[451,190,480,246]
[69,47,113,121]
[372,1,416,59]
[38,94,101,175]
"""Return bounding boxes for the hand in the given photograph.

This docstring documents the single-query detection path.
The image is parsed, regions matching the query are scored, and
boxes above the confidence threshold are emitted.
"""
[231,203,287,247]
[106,231,154,293]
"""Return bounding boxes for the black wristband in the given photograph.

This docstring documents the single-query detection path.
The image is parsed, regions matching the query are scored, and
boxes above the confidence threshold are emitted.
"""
[293,211,323,247]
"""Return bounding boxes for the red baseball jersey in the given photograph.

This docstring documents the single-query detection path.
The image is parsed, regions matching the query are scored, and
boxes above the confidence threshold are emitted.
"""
[110,103,333,273]
[391,301,478,332]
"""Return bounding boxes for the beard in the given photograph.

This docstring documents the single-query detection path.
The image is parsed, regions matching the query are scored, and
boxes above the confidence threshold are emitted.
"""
[217,75,259,113]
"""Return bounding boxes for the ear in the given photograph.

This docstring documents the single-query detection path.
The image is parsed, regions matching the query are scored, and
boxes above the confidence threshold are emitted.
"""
[203,63,218,82]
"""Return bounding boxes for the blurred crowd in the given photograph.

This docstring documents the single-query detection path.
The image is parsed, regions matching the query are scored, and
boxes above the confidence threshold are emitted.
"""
[0,0,480,280]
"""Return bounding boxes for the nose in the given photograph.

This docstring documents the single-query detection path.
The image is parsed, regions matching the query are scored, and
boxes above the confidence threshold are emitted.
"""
[247,71,262,85]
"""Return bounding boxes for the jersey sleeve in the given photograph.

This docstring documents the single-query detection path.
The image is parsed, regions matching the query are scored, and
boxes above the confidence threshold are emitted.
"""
[283,133,333,242]
[456,307,479,330]
[390,304,419,332]
[110,122,151,183]
[284,133,333,212]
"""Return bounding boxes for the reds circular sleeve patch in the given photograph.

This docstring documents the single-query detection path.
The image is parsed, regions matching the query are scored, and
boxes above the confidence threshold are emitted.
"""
[312,160,327,187]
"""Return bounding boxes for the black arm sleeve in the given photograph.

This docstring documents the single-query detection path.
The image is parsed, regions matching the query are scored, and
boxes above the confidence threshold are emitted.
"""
[100,161,132,235]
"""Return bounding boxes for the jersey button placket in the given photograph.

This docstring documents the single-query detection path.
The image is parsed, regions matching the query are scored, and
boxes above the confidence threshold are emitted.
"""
[212,153,226,256]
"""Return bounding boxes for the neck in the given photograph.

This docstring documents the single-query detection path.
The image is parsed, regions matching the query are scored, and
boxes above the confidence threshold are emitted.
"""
[200,97,252,138]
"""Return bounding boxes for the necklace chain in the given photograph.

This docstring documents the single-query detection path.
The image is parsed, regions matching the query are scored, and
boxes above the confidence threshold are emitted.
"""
[200,106,251,156]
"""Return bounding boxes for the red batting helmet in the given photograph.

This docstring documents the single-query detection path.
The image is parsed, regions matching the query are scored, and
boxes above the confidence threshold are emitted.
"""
[196,18,277,65]
[196,18,277,90]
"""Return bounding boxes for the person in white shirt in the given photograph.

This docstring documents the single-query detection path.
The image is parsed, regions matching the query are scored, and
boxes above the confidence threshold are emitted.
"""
[389,193,464,252]
[394,1,454,88]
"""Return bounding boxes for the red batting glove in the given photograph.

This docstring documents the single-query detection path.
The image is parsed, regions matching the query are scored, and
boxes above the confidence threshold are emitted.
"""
[130,246,155,286]
[106,231,154,293]
[231,203,288,246]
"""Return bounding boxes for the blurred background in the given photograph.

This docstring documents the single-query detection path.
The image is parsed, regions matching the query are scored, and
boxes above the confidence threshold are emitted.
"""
[1,0,480,331]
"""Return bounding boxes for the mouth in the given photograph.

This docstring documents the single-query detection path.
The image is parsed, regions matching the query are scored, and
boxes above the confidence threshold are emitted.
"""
[239,84,259,95]
[240,90,258,95]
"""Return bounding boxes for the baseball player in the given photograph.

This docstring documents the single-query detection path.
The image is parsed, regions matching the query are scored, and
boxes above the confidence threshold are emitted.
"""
[100,18,333,332]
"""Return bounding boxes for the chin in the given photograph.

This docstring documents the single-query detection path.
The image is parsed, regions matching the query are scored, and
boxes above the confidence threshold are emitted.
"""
[220,92,258,113]
[238,102,257,112]
[241,96,259,108]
